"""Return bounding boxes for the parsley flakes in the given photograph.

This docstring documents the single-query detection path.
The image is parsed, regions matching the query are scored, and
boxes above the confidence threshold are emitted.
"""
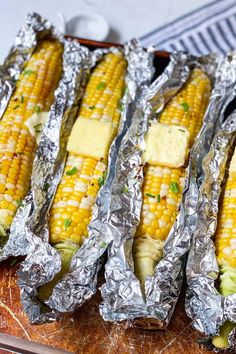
[23,69,35,76]
[34,123,42,133]
[66,167,78,176]
[146,193,155,198]
[180,102,189,112]
[100,241,107,248]
[64,219,72,230]
[98,170,107,188]
[35,105,41,114]
[97,82,106,90]
[169,182,180,193]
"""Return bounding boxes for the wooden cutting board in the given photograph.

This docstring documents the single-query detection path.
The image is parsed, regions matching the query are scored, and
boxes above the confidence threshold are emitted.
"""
[0,262,213,354]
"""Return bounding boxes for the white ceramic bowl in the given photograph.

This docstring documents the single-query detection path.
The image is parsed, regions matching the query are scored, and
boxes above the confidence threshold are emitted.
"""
[66,13,109,41]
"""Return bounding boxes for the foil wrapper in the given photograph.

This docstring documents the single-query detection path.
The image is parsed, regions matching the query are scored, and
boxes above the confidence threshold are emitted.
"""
[99,52,219,325]
[185,61,236,349]
[0,12,63,132]
[0,12,64,255]
[45,40,155,315]
[4,40,95,324]
[0,14,99,323]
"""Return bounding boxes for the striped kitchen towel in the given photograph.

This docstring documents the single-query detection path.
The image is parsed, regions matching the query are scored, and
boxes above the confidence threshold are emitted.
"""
[140,0,236,55]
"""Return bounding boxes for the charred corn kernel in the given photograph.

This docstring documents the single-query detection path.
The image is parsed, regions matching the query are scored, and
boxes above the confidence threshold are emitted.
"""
[49,52,127,247]
[0,40,63,236]
[133,68,211,286]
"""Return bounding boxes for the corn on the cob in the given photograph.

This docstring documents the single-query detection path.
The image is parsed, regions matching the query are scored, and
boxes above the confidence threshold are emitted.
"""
[49,52,126,246]
[133,68,211,286]
[37,52,127,301]
[0,40,63,237]
[212,146,236,349]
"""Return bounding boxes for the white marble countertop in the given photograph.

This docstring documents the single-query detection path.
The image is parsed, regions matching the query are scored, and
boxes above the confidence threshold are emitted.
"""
[0,0,211,62]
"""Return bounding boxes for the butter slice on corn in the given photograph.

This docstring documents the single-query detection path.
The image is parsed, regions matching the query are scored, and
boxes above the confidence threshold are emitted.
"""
[143,122,190,168]
[25,112,49,145]
[67,118,116,160]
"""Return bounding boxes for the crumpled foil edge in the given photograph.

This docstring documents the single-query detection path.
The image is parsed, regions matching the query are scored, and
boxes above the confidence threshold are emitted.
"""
[99,52,219,324]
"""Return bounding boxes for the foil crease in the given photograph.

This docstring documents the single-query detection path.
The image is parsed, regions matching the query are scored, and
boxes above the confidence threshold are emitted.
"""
[185,65,236,350]
[99,52,219,324]
[0,12,63,134]
[1,35,94,322]
[46,40,155,314]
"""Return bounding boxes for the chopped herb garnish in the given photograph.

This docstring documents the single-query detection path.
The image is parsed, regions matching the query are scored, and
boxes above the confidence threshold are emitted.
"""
[98,170,107,188]
[35,105,41,114]
[146,193,155,198]
[123,184,129,193]
[23,69,35,76]
[64,218,72,230]
[89,105,95,110]
[97,82,106,90]
[43,183,50,192]
[66,167,78,176]
[100,241,107,248]
[16,199,23,207]
[180,102,189,112]
[34,123,42,133]
[20,95,24,103]
[157,194,161,202]
[178,129,186,133]
[13,105,20,110]
[170,182,180,193]
[118,101,124,112]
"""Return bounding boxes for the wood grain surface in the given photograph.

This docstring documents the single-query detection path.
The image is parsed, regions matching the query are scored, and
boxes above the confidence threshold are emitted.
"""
[0,262,214,354]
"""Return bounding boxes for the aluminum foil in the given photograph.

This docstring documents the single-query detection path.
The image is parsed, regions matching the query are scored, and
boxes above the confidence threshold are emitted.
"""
[0,12,64,255]
[185,86,236,350]
[99,52,221,325]
[0,12,63,132]
[3,40,96,324]
[45,40,155,315]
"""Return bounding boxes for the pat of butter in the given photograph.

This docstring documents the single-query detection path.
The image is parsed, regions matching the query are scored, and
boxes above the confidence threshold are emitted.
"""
[229,149,236,174]
[143,122,190,168]
[25,112,49,144]
[67,118,116,160]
